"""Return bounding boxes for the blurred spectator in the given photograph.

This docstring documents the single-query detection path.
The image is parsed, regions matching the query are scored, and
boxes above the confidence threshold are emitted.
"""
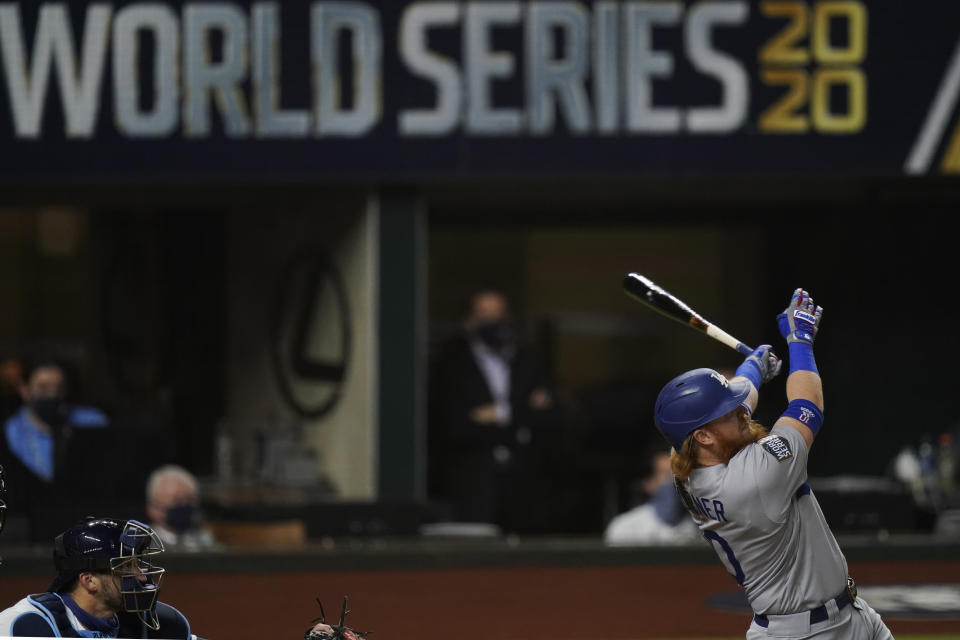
[145,464,220,551]
[429,288,561,534]
[892,425,960,535]
[604,445,699,545]
[3,359,108,483]
[0,357,113,542]
[938,427,959,506]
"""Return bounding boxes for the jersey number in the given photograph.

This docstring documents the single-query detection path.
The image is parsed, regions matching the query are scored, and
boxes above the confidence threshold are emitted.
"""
[704,530,746,586]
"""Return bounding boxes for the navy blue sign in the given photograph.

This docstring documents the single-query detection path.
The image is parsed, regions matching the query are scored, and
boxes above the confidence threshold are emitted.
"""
[1,1,959,179]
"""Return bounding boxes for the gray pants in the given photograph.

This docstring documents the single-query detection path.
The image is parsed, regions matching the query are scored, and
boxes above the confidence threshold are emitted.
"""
[746,597,894,640]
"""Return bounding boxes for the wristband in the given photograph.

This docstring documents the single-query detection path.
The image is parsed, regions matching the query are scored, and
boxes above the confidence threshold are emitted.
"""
[781,399,824,436]
[788,341,818,375]
[734,358,763,389]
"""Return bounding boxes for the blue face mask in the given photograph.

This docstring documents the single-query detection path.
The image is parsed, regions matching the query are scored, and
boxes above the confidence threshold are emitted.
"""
[650,480,685,526]
[164,503,199,533]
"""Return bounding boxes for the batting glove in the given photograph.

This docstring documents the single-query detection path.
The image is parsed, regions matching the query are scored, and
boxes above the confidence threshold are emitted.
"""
[735,344,782,388]
[776,288,823,345]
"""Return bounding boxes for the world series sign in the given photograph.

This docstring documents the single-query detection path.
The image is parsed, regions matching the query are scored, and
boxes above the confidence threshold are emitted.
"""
[0,1,958,179]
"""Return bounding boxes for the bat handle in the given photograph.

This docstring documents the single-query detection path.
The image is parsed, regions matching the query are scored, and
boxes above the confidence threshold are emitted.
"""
[735,343,753,356]
[704,324,754,357]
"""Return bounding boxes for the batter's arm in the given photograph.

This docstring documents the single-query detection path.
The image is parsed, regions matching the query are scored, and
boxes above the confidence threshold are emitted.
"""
[781,371,821,449]
[774,289,824,450]
[736,381,759,414]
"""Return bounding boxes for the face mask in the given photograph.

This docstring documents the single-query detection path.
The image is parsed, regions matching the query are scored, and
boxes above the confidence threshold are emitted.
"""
[29,396,68,428]
[473,321,513,352]
[164,503,199,533]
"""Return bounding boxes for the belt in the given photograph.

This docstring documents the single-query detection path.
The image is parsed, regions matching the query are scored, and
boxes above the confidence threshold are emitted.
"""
[753,583,855,628]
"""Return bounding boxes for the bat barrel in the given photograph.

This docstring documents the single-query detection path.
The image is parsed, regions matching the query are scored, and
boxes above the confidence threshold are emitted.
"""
[623,272,753,357]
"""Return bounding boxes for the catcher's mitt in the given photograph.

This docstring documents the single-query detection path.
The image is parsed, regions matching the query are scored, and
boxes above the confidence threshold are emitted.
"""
[304,597,371,640]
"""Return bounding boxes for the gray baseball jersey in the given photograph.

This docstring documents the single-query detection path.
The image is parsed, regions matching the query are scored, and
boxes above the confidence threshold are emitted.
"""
[680,424,894,638]
[682,424,846,614]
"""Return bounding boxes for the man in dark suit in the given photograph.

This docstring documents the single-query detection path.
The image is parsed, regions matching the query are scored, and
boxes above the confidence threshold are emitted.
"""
[429,289,560,534]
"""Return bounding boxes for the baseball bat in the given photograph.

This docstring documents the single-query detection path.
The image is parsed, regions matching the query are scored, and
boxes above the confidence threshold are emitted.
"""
[622,273,753,356]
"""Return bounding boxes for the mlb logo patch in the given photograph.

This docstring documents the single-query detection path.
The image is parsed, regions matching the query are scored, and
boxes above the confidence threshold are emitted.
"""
[759,435,793,462]
[710,371,729,388]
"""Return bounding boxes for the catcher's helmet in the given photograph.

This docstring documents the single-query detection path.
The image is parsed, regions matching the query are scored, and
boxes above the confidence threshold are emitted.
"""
[48,517,166,630]
[654,368,750,450]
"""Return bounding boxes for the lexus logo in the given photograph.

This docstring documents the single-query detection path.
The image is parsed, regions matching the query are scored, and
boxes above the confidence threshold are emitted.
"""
[271,251,351,419]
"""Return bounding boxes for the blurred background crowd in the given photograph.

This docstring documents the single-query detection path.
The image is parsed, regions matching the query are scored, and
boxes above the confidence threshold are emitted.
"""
[3,213,959,549]
[1,0,960,555]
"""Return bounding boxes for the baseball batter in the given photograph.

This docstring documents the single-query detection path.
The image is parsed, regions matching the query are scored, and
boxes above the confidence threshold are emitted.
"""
[654,289,894,639]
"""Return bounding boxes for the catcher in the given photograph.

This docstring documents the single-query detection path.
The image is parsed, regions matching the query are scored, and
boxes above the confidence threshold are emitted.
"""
[654,289,894,639]
[0,515,208,638]
[0,501,371,639]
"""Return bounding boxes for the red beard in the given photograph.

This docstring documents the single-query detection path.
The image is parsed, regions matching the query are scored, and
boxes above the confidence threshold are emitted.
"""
[717,417,768,462]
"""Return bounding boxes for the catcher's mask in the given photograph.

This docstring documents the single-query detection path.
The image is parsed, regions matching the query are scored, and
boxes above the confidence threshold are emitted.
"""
[654,367,751,450]
[48,517,166,630]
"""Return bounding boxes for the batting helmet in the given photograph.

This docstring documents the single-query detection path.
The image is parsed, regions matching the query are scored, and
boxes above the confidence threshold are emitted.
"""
[654,368,750,450]
[48,517,166,630]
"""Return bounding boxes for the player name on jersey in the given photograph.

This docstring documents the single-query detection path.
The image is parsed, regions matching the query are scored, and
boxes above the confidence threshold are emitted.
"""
[690,492,728,523]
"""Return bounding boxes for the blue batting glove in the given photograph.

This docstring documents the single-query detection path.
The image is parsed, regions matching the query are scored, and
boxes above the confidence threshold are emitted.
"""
[777,288,823,345]
[735,344,782,388]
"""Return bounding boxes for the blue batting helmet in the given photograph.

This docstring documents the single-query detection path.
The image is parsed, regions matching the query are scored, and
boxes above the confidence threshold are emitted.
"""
[48,517,166,630]
[654,368,750,450]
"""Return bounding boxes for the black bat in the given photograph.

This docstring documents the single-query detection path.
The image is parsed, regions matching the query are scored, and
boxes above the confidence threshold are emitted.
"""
[623,273,752,356]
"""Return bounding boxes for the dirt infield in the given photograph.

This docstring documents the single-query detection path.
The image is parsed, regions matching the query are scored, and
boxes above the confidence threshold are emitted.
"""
[1,558,957,639]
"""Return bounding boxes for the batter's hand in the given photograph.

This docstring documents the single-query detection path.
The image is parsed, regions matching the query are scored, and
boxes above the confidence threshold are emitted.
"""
[777,288,823,345]
[743,344,782,384]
